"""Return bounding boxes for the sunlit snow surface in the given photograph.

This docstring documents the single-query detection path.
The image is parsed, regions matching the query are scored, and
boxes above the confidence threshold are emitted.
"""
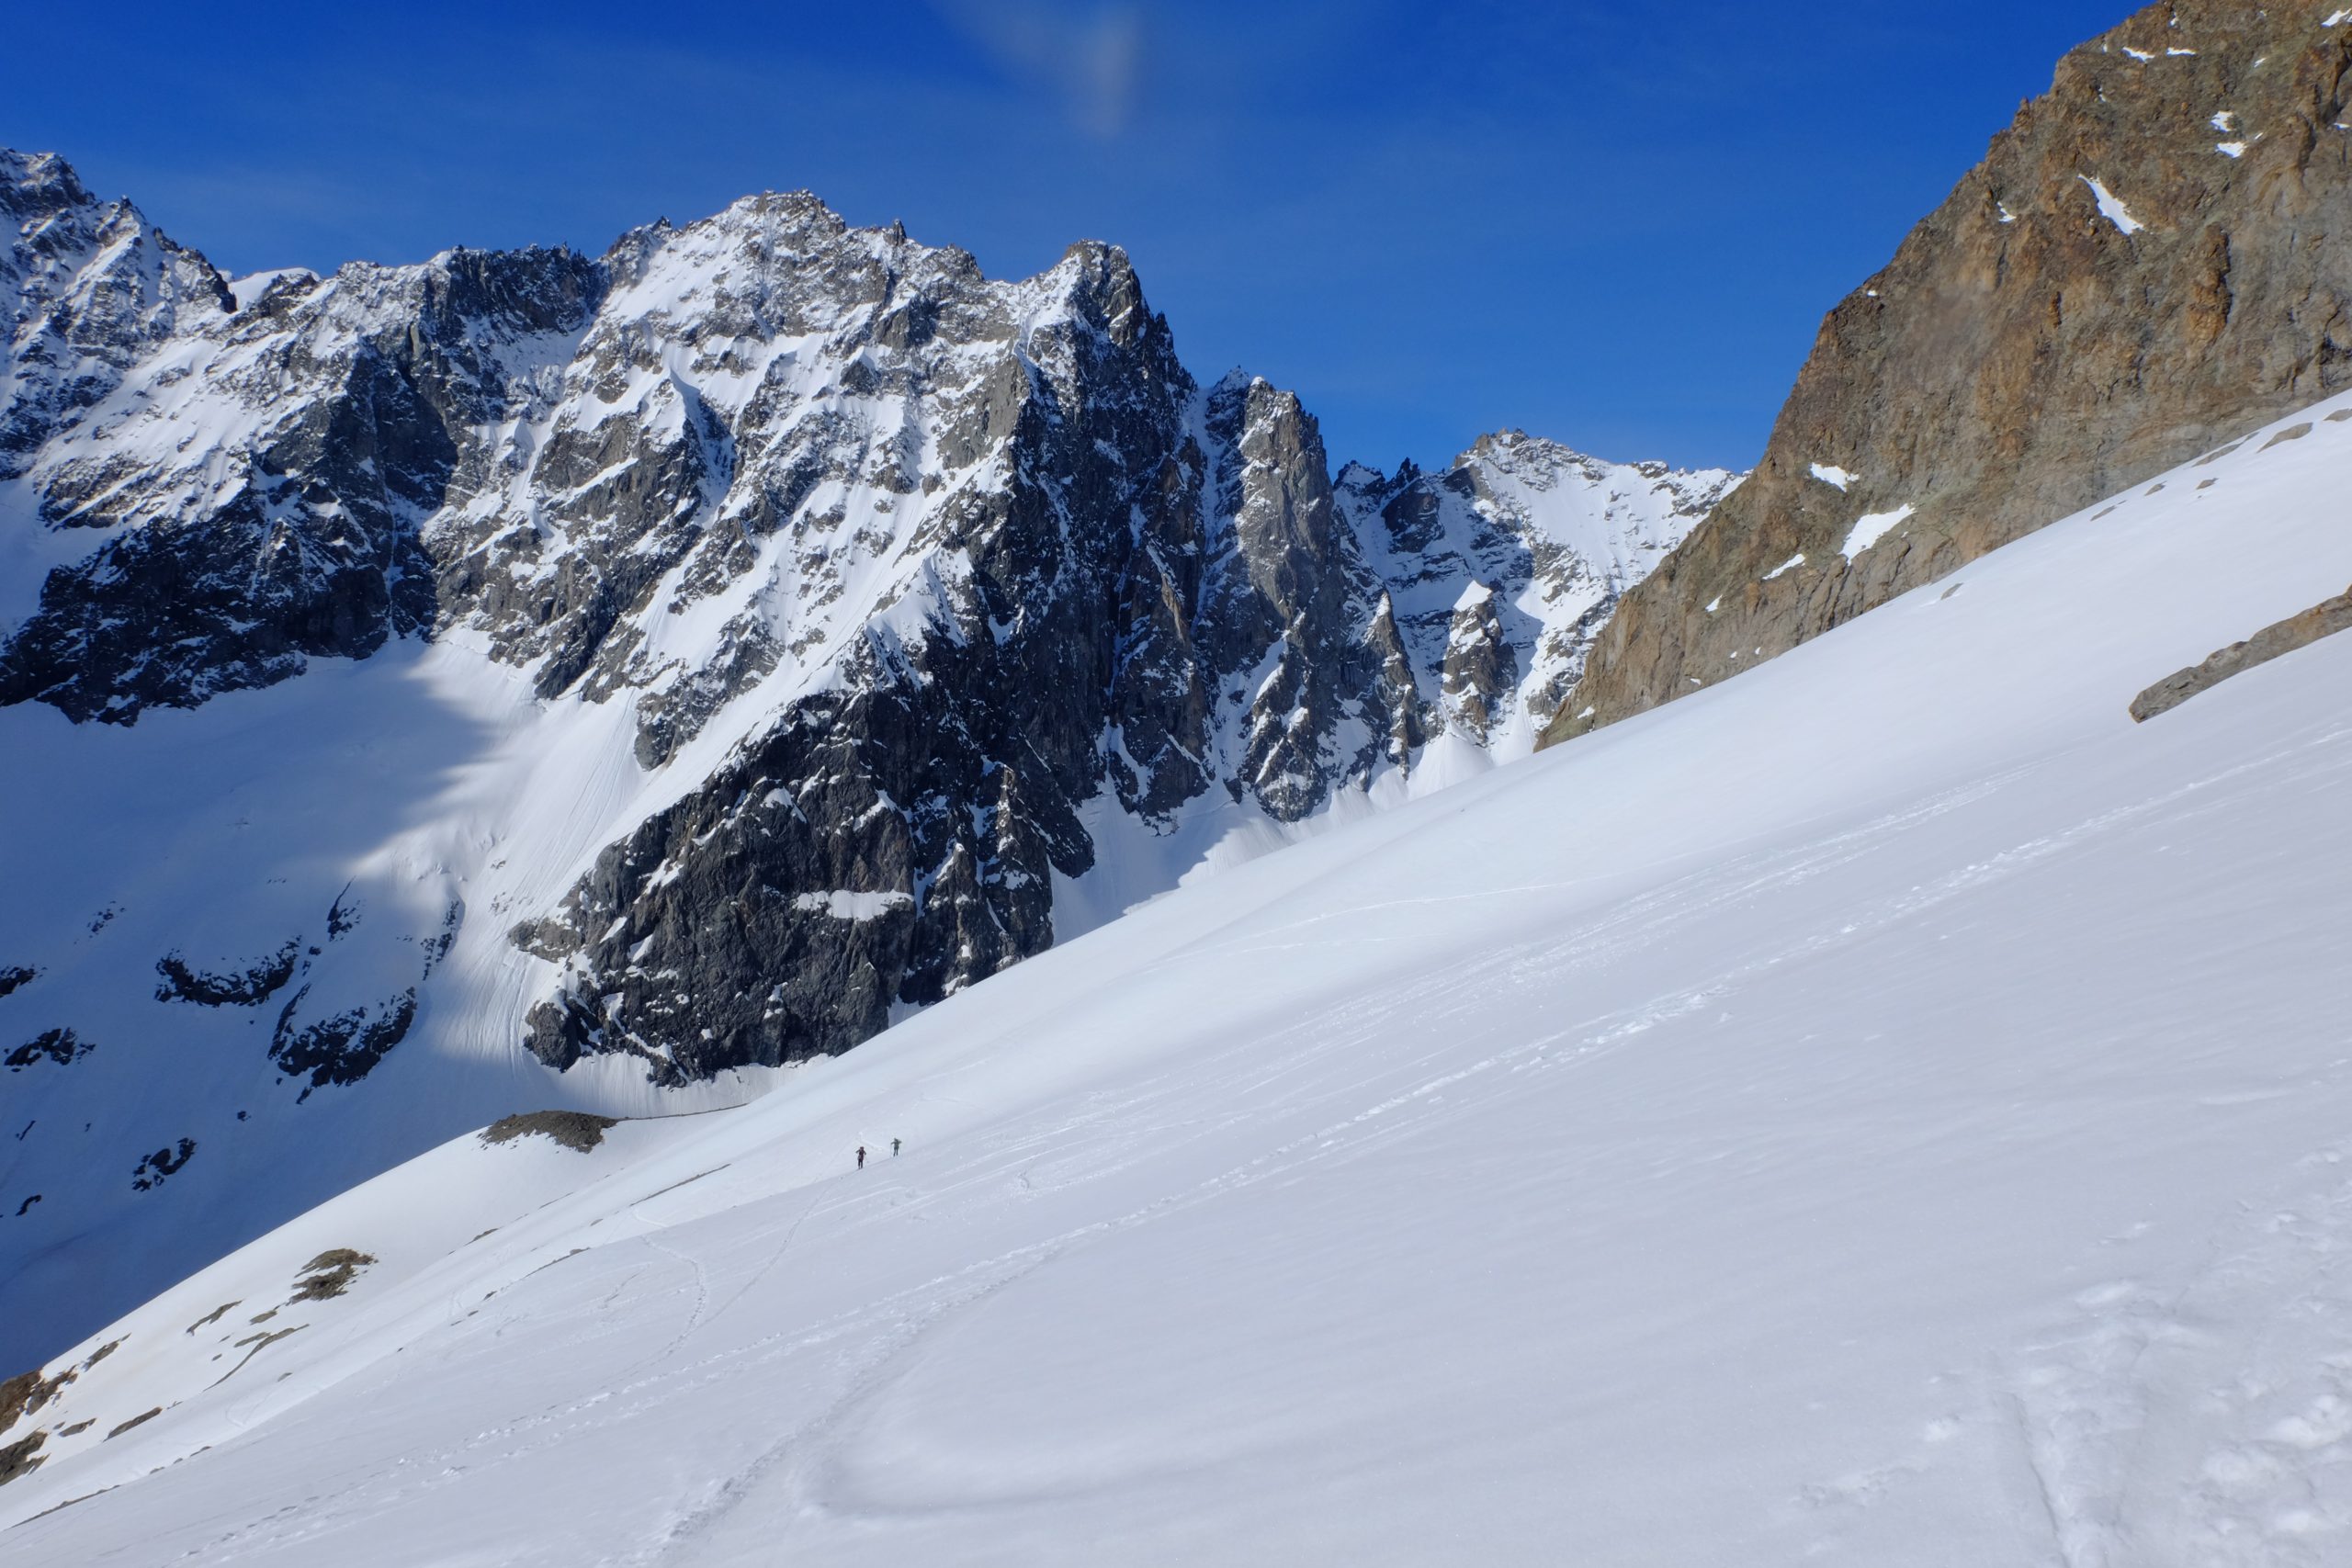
[7,396,2352,1562]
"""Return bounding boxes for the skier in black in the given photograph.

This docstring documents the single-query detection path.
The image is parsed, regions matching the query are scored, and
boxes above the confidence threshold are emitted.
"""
[892,1137,901,1156]
[855,1145,866,1169]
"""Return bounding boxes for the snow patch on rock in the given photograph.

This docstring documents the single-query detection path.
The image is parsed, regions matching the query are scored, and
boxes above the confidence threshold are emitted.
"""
[2080,175,2148,235]
[1842,504,1917,559]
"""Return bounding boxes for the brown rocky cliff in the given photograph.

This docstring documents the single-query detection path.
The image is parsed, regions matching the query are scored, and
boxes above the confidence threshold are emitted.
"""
[1544,1,2352,747]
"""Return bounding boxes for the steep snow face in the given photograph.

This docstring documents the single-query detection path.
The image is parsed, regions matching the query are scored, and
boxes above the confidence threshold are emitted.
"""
[1337,432,1736,756]
[0,151,1726,1367]
[4,389,2348,1565]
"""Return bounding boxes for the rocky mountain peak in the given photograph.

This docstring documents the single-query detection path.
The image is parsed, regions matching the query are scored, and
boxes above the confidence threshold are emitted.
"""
[1048,239,1155,349]
[3,151,232,482]
[1,148,94,222]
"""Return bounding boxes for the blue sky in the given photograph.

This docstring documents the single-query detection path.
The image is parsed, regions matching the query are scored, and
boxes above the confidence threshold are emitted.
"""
[7,1,2129,473]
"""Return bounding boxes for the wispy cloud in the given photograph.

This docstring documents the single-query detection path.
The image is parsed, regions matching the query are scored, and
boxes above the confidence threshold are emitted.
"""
[928,0,1148,138]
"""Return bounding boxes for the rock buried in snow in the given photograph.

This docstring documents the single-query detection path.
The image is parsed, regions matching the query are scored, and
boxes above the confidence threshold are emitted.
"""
[153,942,301,1007]
[2130,583,2352,722]
[103,1408,161,1440]
[0,1364,70,1436]
[269,986,419,1090]
[480,1111,620,1154]
[0,1356,82,1485]
[4,1028,90,1071]
[0,1430,42,1484]
[289,1250,376,1302]
[129,1139,196,1191]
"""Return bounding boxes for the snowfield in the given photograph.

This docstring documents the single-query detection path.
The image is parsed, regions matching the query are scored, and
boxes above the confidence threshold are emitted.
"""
[5,393,2352,1563]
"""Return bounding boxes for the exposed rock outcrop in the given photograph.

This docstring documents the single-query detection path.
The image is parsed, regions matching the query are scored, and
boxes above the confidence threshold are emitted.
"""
[2130,581,2352,720]
[0,1428,41,1485]
[154,942,301,1008]
[269,987,417,1090]
[1548,2,2352,745]
[129,1139,196,1191]
[5,1028,89,1071]
[480,1111,621,1153]
[288,1249,375,1301]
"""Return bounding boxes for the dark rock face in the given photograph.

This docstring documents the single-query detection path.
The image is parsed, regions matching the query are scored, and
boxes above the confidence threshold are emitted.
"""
[1550,2,2352,745]
[269,987,419,1091]
[0,1355,68,1485]
[1441,587,1516,743]
[0,1363,71,1435]
[130,1137,196,1190]
[511,354,1429,1081]
[154,942,300,1007]
[2130,581,2352,720]
[5,1028,89,1071]
[0,1429,41,1485]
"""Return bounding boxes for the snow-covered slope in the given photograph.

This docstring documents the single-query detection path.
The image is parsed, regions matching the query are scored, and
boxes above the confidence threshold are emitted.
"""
[6,389,2347,1563]
[0,149,1735,1370]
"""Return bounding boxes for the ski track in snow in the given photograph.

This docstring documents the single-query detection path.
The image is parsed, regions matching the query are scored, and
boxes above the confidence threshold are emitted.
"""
[1997,1139,2352,1568]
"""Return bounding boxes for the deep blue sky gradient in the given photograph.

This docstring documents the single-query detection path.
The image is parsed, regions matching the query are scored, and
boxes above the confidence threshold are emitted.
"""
[6,1,2132,472]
